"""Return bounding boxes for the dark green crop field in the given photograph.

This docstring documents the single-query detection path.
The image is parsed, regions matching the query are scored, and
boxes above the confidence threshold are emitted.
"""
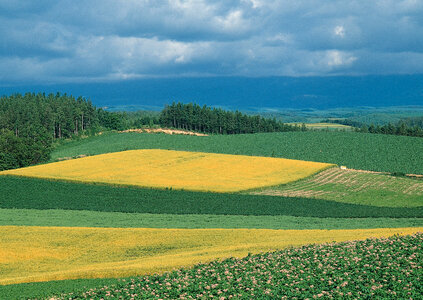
[0,278,120,300]
[1,176,422,218]
[2,209,423,230]
[51,131,423,174]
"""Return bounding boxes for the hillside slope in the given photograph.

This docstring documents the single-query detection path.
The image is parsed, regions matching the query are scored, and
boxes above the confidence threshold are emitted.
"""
[51,131,423,174]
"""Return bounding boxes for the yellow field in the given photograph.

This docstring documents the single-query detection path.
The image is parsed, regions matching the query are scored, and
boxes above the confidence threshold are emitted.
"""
[0,226,421,285]
[0,149,333,192]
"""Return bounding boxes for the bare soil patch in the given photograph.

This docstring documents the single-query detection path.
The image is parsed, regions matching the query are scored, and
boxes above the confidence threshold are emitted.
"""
[120,128,208,136]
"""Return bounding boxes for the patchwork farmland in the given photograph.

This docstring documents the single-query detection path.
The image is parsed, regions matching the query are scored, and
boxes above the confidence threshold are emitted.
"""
[0,131,422,299]
[4,1,423,297]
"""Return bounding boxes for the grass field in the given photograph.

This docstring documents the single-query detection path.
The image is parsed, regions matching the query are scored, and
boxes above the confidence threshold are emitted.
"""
[253,168,423,207]
[50,131,423,174]
[1,176,422,218]
[2,209,423,230]
[1,226,421,285]
[1,149,332,192]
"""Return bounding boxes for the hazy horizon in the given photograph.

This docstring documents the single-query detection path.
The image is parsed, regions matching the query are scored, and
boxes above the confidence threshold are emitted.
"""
[2,75,423,110]
[1,1,423,109]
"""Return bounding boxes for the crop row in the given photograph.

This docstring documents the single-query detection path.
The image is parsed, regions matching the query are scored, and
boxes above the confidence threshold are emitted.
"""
[52,232,423,299]
[51,131,423,174]
[1,176,422,218]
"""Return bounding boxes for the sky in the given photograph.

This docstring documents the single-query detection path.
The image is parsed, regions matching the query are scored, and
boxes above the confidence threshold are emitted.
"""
[1,0,423,85]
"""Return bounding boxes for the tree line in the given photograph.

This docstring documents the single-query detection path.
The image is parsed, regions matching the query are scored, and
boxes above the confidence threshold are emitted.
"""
[323,118,423,138]
[159,102,305,134]
[357,122,423,137]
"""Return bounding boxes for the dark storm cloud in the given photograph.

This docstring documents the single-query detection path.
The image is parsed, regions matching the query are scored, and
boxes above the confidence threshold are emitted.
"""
[1,0,423,83]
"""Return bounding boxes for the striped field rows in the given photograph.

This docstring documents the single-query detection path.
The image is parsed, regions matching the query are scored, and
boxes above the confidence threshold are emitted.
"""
[252,168,423,207]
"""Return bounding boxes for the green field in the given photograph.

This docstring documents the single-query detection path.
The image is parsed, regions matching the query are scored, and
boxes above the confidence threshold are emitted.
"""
[1,176,422,218]
[253,168,423,207]
[2,209,423,230]
[51,131,423,174]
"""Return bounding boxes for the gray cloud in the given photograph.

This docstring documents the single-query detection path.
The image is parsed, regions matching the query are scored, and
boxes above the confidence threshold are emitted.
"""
[1,0,423,83]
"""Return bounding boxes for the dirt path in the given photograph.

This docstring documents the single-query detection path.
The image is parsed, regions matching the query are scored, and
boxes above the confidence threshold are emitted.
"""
[120,128,208,136]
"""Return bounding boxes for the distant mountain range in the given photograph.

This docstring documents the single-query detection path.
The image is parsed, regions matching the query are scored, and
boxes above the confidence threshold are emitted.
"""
[1,75,423,110]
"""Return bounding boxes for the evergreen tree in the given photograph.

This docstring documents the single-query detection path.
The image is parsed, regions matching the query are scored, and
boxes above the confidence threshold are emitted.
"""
[158,102,302,135]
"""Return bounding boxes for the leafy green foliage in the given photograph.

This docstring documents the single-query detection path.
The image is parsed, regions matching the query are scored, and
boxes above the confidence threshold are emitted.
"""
[50,233,423,299]
[1,176,422,218]
[51,131,423,174]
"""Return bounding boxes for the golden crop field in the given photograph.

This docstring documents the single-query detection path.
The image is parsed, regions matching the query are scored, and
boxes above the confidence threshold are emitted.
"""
[1,226,421,285]
[0,149,333,192]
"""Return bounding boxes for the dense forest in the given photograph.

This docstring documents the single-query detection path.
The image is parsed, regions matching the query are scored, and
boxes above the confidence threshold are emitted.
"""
[0,93,126,170]
[159,102,304,134]
[324,118,423,137]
